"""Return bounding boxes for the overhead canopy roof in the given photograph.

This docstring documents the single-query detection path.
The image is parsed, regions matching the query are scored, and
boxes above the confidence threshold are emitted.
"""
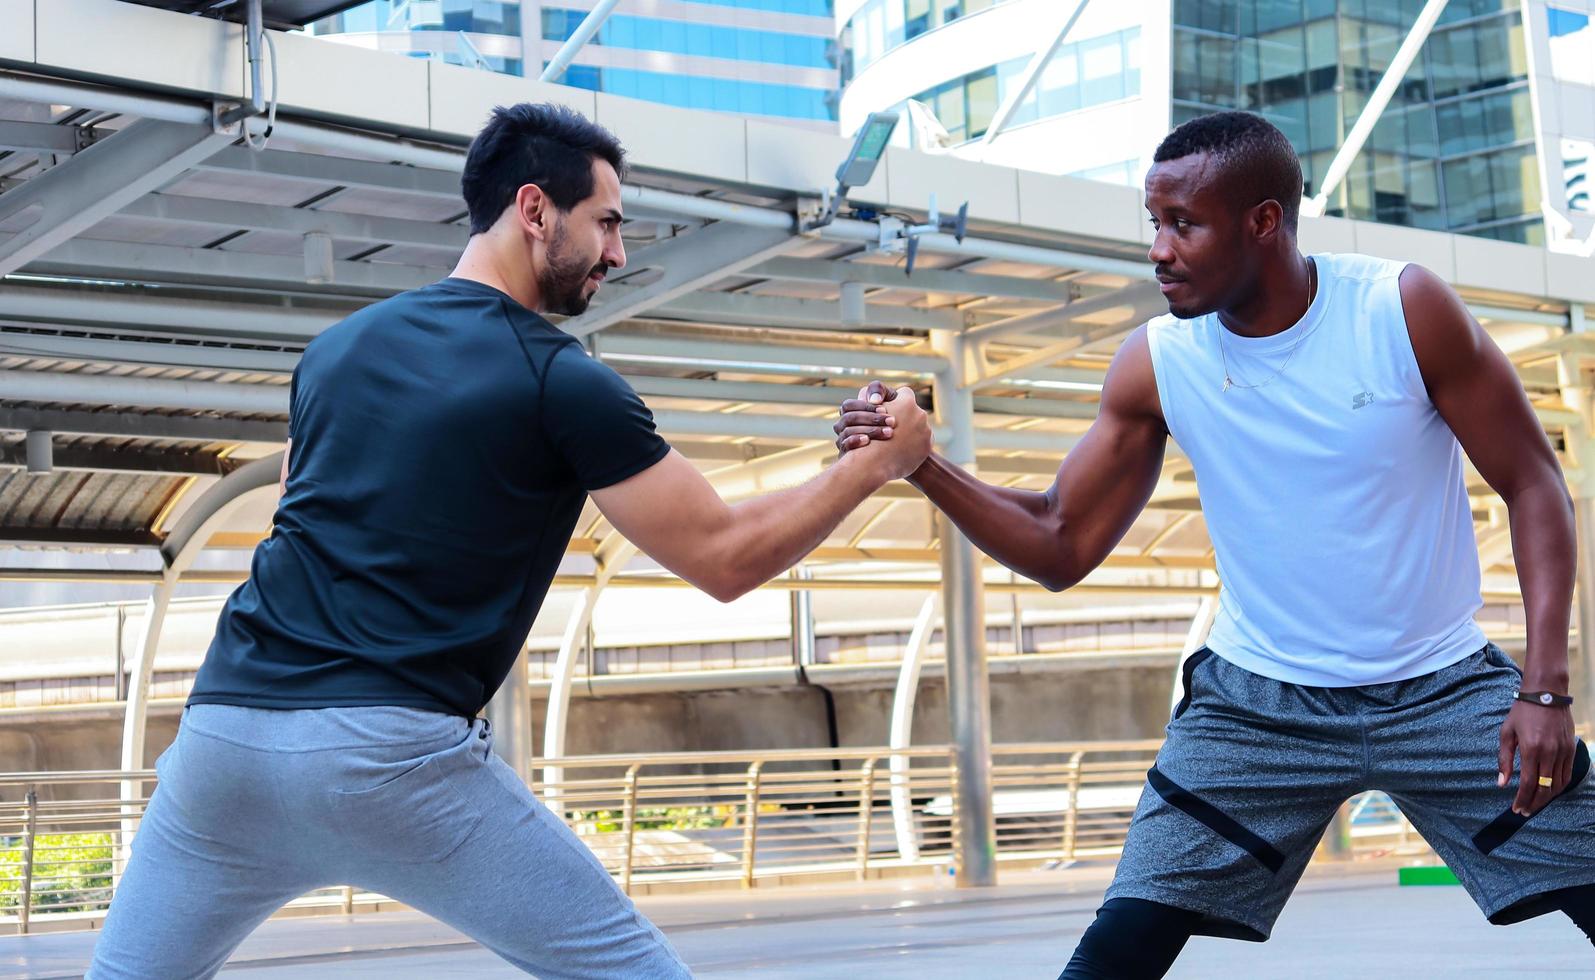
[124,0,368,28]
[0,0,1588,594]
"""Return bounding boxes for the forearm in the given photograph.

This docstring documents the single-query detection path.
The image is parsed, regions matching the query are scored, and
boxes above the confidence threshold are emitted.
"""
[711,451,888,598]
[908,454,1075,589]
[1506,479,1577,690]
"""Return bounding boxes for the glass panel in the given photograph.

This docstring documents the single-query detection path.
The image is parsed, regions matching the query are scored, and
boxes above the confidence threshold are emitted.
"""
[1547,6,1595,85]
[966,70,999,139]
[1173,30,1239,106]
[1565,138,1595,214]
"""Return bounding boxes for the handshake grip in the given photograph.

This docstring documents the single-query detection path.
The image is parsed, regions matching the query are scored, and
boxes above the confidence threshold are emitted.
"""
[833,380,932,480]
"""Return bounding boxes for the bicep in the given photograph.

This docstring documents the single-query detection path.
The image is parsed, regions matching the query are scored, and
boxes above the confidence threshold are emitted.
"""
[1047,329,1168,548]
[1402,267,1560,494]
[590,449,730,570]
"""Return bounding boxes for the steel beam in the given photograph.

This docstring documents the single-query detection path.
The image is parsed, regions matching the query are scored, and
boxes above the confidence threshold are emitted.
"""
[0,120,237,277]
[750,257,1077,304]
[196,146,462,198]
[0,369,288,415]
[117,194,467,250]
[0,443,242,476]
[0,284,346,341]
[963,283,1163,342]
[624,286,967,333]
[27,238,442,296]
[565,224,799,338]
[0,330,301,375]
[593,333,946,376]
[0,121,83,156]
[0,408,287,444]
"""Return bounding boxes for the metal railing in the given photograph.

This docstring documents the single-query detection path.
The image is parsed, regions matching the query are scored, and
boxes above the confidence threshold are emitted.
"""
[0,740,1429,933]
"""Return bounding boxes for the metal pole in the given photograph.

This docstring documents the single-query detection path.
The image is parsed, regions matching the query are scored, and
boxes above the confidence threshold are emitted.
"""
[540,0,622,83]
[621,764,641,896]
[1304,0,1452,216]
[934,333,997,888]
[484,645,535,786]
[740,761,764,889]
[856,759,876,881]
[19,786,36,935]
[790,566,815,667]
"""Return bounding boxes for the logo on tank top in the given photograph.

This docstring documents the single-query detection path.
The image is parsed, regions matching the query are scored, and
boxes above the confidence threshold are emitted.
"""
[1351,391,1375,410]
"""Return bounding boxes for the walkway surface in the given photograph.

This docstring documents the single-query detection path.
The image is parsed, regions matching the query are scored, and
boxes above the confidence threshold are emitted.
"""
[1,862,1589,977]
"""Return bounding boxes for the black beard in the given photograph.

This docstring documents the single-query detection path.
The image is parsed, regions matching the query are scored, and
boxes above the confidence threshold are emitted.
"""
[540,229,599,317]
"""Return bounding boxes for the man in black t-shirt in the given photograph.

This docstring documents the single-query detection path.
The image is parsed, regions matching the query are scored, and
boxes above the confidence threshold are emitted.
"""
[89,104,930,979]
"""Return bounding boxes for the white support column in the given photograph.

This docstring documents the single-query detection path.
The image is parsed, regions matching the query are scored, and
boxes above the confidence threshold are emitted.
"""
[116,574,176,875]
[1169,596,1218,717]
[1559,352,1595,727]
[1302,0,1451,217]
[934,332,997,888]
[541,539,637,809]
[484,643,535,786]
[117,454,283,871]
[888,595,939,861]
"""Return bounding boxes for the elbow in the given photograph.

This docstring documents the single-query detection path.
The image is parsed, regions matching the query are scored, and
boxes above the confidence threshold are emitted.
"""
[1037,567,1083,593]
[699,569,753,604]
[1034,551,1086,593]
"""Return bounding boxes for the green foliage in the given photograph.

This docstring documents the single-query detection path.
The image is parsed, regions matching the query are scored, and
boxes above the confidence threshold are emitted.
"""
[572,806,724,833]
[0,832,114,915]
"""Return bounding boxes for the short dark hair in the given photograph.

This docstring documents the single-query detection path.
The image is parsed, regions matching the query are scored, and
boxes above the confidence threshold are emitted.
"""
[1153,111,1303,233]
[461,103,627,235]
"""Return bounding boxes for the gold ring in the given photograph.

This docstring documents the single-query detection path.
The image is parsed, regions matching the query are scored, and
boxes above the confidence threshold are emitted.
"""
[1537,776,1555,788]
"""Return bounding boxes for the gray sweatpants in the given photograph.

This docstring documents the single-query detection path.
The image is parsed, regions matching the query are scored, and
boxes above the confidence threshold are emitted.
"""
[87,704,689,979]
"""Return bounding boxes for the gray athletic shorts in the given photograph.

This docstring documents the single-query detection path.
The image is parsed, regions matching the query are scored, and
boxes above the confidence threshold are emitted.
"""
[1106,643,1595,941]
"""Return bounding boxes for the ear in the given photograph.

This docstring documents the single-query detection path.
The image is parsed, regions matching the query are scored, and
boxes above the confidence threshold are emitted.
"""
[515,183,552,243]
[1250,199,1285,244]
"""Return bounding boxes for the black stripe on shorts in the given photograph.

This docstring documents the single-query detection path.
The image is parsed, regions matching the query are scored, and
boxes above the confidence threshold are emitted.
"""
[1147,765,1287,873]
[1472,739,1591,856]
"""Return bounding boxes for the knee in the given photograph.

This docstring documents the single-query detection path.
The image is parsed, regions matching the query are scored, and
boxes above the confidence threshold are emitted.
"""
[1059,898,1201,980]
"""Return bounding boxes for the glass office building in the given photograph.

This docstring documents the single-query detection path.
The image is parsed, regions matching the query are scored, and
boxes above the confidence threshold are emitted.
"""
[1171,0,1540,243]
[310,1,840,126]
[837,0,1588,245]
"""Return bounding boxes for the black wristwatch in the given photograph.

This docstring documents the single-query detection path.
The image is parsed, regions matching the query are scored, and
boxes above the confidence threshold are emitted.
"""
[1515,690,1575,708]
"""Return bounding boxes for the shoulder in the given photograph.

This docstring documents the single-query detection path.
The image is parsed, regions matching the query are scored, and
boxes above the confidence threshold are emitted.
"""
[1103,324,1165,425]
[1395,264,1484,381]
[545,340,625,385]
[1318,252,1407,283]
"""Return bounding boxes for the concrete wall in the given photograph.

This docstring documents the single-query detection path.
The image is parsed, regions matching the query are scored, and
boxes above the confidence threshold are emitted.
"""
[0,660,1177,784]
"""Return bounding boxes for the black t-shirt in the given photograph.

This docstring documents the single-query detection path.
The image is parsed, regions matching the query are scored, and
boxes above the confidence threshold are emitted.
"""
[187,278,669,717]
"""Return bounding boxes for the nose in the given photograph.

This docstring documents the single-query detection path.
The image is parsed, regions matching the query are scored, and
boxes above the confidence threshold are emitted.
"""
[604,232,626,271]
[1147,230,1174,267]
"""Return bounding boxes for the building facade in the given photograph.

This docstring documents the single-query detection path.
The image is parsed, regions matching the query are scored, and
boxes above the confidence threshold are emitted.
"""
[837,0,1595,246]
[310,0,840,127]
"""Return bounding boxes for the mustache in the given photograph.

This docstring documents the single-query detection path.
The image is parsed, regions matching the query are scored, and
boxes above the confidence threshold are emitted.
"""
[588,263,610,279]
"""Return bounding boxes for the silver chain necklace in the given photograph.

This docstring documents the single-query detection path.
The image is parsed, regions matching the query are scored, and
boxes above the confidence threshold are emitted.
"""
[1219,259,1316,393]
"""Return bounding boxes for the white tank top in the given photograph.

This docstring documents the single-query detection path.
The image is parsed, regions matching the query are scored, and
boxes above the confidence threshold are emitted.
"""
[1147,252,1485,686]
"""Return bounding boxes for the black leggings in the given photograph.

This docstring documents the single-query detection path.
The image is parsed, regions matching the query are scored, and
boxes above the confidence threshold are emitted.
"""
[1059,889,1595,979]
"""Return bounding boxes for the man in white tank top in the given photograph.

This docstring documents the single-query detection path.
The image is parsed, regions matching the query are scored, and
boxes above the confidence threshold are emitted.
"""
[836,112,1594,975]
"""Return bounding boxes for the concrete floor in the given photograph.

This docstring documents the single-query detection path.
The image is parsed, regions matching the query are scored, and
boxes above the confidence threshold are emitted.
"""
[1,862,1589,978]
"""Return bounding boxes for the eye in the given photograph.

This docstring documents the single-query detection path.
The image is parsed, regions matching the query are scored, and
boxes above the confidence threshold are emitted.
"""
[1147,217,1160,230]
